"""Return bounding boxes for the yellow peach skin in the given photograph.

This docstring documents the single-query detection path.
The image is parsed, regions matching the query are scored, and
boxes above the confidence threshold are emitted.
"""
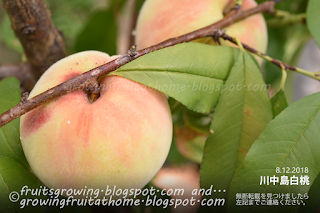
[20,51,173,198]
[135,0,268,54]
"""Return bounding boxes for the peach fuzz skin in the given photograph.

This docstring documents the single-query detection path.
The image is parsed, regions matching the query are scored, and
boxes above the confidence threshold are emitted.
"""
[20,51,173,197]
[135,0,267,54]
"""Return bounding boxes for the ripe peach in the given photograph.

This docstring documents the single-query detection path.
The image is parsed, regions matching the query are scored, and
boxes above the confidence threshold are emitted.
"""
[135,0,267,54]
[20,51,173,198]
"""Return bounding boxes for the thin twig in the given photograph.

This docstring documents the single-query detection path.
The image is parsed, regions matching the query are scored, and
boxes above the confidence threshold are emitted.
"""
[0,1,276,128]
[218,31,320,81]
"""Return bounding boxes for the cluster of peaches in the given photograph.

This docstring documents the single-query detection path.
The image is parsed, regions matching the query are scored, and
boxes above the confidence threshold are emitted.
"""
[20,0,267,200]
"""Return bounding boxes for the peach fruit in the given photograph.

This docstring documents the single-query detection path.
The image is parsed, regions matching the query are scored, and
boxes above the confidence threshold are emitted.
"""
[20,51,173,197]
[135,0,268,54]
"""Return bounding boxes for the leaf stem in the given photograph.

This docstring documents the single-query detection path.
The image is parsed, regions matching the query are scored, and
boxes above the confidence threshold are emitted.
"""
[234,38,244,52]
[279,64,287,91]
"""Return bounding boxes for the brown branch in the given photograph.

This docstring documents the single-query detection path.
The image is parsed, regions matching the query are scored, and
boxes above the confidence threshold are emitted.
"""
[218,31,320,81]
[2,0,66,80]
[0,0,276,128]
[0,63,35,91]
[218,32,297,70]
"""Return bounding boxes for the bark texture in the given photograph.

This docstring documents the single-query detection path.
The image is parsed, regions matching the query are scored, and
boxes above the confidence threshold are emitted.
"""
[2,0,66,79]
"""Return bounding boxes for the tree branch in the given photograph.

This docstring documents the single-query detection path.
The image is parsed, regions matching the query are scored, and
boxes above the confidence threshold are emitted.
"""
[218,31,320,81]
[0,63,35,91]
[2,0,66,80]
[0,0,276,128]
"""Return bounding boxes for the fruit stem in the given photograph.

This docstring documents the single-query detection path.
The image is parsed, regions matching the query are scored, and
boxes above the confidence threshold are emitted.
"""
[87,80,101,103]
[234,38,244,52]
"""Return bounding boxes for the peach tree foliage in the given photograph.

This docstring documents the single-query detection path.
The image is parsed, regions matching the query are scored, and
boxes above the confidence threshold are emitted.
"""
[1,0,320,213]
[0,78,45,213]
[114,43,320,213]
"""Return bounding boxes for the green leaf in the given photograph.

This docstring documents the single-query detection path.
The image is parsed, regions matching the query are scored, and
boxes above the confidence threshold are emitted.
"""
[0,15,23,54]
[228,91,320,212]
[0,78,44,212]
[0,77,29,168]
[169,99,210,164]
[0,77,20,114]
[169,98,212,134]
[294,172,320,213]
[169,98,185,117]
[307,0,320,48]
[200,51,273,200]
[74,9,117,55]
[0,156,45,213]
[271,89,289,118]
[184,109,212,134]
[112,43,240,113]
